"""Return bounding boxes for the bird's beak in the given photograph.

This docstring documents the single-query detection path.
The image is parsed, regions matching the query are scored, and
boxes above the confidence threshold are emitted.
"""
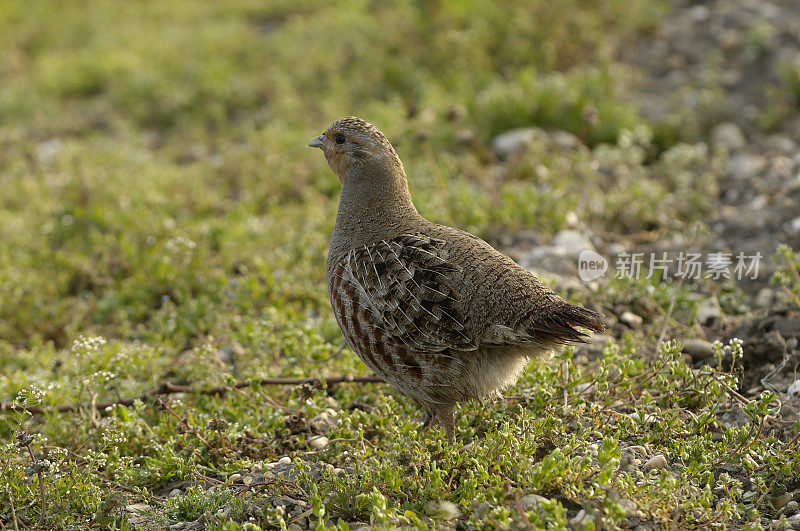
[306,135,325,149]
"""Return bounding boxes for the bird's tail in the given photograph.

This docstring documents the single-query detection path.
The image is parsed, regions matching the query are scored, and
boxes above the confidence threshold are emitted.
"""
[526,303,606,344]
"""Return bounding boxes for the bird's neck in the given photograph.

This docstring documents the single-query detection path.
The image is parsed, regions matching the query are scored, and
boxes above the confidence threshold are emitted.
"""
[329,165,423,260]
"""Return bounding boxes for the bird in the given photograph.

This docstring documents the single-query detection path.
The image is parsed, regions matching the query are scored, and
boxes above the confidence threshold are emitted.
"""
[308,116,605,443]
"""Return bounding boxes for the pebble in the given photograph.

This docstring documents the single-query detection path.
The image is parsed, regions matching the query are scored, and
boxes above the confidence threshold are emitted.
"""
[628,445,647,457]
[765,135,797,154]
[308,435,329,451]
[726,153,766,181]
[620,311,644,327]
[687,4,710,22]
[519,494,549,511]
[773,492,793,510]
[287,524,303,531]
[125,504,151,513]
[35,138,63,164]
[644,455,668,472]
[787,380,800,396]
[755,288,775,309]
[309,410,339,433]
[618,498,637,516]
[520,246,577,277]
[696,299,721,325]
[550,130,583,150]
[788,513,800,528]
[278,456,292,465]
[682,339,715,361]
[168,488,182,498]
[229,473,242,482]
[553,229,596,260]
[569,509,593,526]
[491,128,543,158]
[711,122,745,150]
[785,500,798,514]
[628,412,656,424]
[565,211,579,228]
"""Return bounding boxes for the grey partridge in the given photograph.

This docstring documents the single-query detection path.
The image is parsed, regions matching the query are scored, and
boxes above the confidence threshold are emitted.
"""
[308,117,604,442]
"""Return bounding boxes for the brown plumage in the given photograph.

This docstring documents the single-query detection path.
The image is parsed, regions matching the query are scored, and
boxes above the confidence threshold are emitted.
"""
[308,116,605,442]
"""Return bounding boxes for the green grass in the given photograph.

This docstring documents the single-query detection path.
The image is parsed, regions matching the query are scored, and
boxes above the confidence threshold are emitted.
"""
[1,0,798,529]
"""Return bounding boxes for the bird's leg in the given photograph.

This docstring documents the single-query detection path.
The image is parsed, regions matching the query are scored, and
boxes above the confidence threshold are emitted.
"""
[434,403,456,444]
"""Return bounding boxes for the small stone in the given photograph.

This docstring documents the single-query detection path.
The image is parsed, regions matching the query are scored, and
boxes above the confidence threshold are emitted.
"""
[620,311,643,327]
[272,496,301,508]
[309,410,339,433]
[520,246,577,277]
[788,380,800,396]
[550,130,583,150]
[35,138,63,164]
[278,456,292,465]
[644,455,668,472]
[553,230,595,260]
[765,135,797,154]
[308,435,329,451]
[125,504,151,513]
[696,299,721,325]
[785,500,798,514]
[755,288,775,309]
[333,468,345,476]
[229,473,242,482]
[569,509,593,526]
[618,498,637,515]
[788,513,800,527]
[727,153,766,181]
[687,5,710,22]
[682,339,715,362]
[519,494,549,511]
[628,445,647,457]
[711,122,745,151]
[565,211,579,228]
[491,128,544,159]
[287,524,303,531]
[773,492,793,510]
[168,488,182,498]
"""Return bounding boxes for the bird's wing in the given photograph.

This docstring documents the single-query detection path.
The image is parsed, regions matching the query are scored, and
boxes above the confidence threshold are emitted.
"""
[344,233,478,353]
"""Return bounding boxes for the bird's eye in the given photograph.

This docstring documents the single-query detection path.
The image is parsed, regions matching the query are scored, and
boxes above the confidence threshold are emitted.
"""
[335,134,346,144]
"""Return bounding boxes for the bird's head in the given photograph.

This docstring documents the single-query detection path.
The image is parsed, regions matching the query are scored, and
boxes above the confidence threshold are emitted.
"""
[307,117,402,182]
